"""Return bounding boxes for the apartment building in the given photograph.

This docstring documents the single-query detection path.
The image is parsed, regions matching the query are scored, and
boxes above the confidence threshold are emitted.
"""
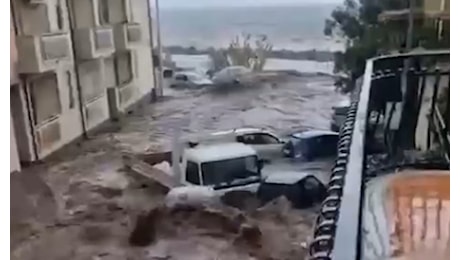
[379,0,450,44]
[11,15,21,173]
[10,0,156,168]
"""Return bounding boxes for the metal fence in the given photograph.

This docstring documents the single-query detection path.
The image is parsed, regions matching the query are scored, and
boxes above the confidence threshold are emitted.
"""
[308,50,450,260]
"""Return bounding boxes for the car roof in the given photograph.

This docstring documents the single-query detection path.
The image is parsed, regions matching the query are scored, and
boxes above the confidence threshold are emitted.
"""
[220,66,250,72]
[176,71,203,77]
[211,128,273,136]
[185,143,257,163]
[333,99,351,108]
[291,130,338,139]
[263,171,318,185]
[182,128,277,147]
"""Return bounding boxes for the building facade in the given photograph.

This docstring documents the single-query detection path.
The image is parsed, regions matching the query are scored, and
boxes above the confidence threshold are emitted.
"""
[379,0,450,48]
[10,0,156,169]
[11,14,21,173]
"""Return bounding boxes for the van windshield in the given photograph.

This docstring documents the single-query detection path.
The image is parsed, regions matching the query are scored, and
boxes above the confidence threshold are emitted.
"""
[201,155,259,186]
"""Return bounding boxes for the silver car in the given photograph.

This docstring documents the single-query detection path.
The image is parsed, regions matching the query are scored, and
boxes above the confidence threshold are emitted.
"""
[212,66,252,86]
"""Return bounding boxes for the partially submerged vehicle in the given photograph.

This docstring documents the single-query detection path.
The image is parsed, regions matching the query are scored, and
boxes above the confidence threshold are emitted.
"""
[212,66,252,86]
[124,142,263,192]
[123,128,334,209]
[257,171,327,209]
[170,71,213,89]
[309,50,450,259]
[187,128,285,161]
[189,128,340,163]
[282,130,339,161]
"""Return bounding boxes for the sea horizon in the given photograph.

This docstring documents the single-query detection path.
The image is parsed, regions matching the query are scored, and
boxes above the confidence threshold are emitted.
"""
[156,4,345,52]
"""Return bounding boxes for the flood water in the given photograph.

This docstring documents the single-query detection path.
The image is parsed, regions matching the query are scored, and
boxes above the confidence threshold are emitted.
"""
[114,74,347,153]
[12,74,347,260]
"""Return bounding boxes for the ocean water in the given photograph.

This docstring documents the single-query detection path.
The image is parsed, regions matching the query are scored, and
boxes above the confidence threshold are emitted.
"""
[171,54,335,75]
[160,5,344,51]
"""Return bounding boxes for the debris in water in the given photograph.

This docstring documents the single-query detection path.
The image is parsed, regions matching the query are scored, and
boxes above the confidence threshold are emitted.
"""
[129,208,162,246]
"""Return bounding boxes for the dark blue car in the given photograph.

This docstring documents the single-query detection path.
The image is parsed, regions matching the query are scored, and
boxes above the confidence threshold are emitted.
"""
[283,130,339,161]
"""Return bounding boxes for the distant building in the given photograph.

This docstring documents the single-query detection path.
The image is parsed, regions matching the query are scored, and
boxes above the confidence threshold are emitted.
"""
[378,0,450,47]
[10,0,156,169]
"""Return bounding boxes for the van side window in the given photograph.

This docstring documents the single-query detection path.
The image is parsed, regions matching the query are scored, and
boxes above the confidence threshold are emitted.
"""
[175,74,188,81]
[185,161,200,185]
[257,133,280,144]
[240,133,279,145]
[163,69,173,78]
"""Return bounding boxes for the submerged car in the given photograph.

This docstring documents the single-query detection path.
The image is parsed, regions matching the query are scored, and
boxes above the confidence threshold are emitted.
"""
[283,130,339,161]
[185,128,285,161]
[257,172,327,208]
[170,71,213,89]
[212,66,252,86]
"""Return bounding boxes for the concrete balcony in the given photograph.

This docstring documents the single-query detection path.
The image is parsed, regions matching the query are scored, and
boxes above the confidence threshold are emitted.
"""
[113,23,142,51]
[74,26,115,60]
[16,32,72,74]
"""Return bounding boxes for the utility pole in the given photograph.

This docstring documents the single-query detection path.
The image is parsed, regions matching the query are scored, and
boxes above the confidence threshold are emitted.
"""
[406,0,415,51]
[154,0,164,97]
[403,0,415,90]
[398,0,417,151]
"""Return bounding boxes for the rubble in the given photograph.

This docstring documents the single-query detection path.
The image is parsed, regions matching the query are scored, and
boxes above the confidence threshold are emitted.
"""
[235,223,263,248]
[124,197,313,259]
[129,208,162,246]
[80,224,112,243]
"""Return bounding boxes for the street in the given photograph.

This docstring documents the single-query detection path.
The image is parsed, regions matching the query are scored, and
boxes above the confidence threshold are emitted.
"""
[12,74,345,260]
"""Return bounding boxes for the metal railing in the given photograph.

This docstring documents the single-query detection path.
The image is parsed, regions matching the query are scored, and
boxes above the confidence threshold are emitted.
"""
[309,49,450,260]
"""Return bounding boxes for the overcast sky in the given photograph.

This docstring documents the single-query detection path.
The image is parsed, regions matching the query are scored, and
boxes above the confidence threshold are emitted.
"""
[158,0,342,9]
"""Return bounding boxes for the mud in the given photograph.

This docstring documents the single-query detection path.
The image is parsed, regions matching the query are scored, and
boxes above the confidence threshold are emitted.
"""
[11,74,344,260]
[127,197,315,260]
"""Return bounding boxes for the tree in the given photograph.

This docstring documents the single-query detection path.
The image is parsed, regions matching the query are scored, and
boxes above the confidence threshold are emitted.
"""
[324,0,387,92]
[208,33,273,73]
[324,0,448,93]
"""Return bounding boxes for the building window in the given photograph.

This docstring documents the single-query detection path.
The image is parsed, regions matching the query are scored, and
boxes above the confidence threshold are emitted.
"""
[185,162,200,185]
[104,57,117,88]
[98,0,110,25]
[66,71,75,109]
[30,73,61,125]
[115,52,133,86]
[78,60,105,103]
[56,0,64,30]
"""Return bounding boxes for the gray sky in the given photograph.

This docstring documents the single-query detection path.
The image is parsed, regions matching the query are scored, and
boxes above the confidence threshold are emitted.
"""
[158,0,341,9]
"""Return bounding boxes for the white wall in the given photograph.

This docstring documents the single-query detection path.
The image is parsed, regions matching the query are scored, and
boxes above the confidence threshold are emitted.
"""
[10,0,155,161]
[12,0,85,159]
[128,0,155,104]
[55,67,85,144]
[33,66,85,158]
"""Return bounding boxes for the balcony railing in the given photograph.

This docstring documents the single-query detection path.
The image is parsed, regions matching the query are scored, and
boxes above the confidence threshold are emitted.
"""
[309,49,450,260]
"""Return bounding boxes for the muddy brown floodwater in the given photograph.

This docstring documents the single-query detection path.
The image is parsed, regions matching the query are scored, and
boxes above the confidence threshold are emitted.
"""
[11,74,345,260]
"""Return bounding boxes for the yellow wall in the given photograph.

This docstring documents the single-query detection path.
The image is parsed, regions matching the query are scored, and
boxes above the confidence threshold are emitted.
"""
[423,0,444,12]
